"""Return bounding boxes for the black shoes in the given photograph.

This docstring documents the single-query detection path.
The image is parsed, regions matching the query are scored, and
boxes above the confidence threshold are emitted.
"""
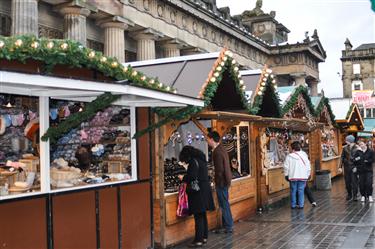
[214,228,233,234]
[188,241,203,248]
[346,195,352,201]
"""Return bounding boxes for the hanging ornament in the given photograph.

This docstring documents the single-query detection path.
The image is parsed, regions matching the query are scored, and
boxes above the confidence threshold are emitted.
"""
[0,40,4,48]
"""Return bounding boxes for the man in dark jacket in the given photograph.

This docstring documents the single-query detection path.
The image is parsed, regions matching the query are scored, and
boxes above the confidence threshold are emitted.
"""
[341,135,360,201]
[207,131,233,233]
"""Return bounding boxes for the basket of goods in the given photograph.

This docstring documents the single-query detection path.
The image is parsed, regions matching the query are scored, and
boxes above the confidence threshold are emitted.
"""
[50,158,81,188]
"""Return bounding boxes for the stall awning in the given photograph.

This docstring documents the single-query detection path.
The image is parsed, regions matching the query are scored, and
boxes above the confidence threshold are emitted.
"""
[0,71,204,107]
[358,119,375,137]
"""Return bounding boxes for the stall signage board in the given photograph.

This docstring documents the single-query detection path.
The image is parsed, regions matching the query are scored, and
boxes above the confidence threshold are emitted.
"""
[352,90,373,105]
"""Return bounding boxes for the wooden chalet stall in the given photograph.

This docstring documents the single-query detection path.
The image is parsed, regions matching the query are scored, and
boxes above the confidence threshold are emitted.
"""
[311,95,341,177]
[243,80,322,207]
[0,36,203,249]
[130,50,264,247]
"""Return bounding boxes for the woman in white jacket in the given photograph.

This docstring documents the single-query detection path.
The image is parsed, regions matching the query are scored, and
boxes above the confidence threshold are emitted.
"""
[284,141,311,209]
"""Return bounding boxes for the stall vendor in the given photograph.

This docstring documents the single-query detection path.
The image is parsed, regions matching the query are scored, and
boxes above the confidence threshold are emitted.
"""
[230,158,241,179]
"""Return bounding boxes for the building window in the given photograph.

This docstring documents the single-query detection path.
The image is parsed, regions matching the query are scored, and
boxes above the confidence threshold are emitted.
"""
[359,107,364,118]
[353,64,361,75]
[0,14,11,36]
[87,39,104,53]
[352,80,363,91]
[366,108,372,118]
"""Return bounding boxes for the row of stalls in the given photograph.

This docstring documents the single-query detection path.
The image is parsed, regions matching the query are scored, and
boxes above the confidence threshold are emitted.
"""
[129,49,343,247]
[0,35,204,249]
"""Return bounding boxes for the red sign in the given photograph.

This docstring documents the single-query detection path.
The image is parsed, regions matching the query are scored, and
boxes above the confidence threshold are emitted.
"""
[364,97,375,108]
[352,90,373,104]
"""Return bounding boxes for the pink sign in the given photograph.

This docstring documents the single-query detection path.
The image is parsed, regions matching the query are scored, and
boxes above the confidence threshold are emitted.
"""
[352,90,373,104]
[364,97,375,108]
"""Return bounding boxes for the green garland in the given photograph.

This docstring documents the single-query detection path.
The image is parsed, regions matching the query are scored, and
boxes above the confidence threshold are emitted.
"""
[345,104,355,120]
[281,85,316,116]
[315,96,336,125]
[0,35,175,93]
[41,92,120,144]
[250,75,282,117]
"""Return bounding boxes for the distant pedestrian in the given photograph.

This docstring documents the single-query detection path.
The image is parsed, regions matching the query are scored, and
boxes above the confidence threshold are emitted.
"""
[355,140,374,202]
[284,141,311,209]
[341,135,360,201]
[207,131,234,234]
[178,146,215,247]
[230,158,242,179]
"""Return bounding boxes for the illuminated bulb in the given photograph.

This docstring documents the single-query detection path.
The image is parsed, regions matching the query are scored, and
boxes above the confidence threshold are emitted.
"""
[14,39,23,47]
[60,43,68,50]
[214,72,220,77]
[79,107,83,112]
[141,76,146,81]
[231,59,236,64]
[224,50,230,55]
[210,77,216,82]
[264,73,269,77]
[132,71,138,76]
[173,89,177,94]
[47,41,54,49]
[261,82,266,86]
[0,41,4,48]
[31,41,39,48]
[239,80,244,85]
[88,51,96,58]
[223,56,228,61]
[159,83,163,88]
[258,91,263,95]
[100,57,107,62]
[228,51,233,57]
[111,62,118,67]
[262,77,267,82]
[234,67,239,72]
[266,68,272,73]
[123,67,128,72]
[166,86,171,91]
[259,86,264,91]
[149,79,155,84]
[216,66,222,71]
[274,85,278,90]
[6,102,12,108]
[242,85,246,90]
[220,62,225,66]
[272,79,276,84]
[270,74,275,79]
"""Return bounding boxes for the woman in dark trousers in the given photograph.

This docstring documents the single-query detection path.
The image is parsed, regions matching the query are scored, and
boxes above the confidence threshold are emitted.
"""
[178,146,215,248]
[356,140,374,202]
[287,177,317,207]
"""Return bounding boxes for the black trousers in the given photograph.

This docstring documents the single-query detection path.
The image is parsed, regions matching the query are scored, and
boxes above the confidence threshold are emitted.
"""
[193,212,208,242]
[344,167,359,198]
[359,171,373,197]
[304,184,316,204]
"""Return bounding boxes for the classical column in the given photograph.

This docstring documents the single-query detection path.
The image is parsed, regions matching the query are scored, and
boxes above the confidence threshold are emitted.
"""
[308,79,319,97]
[98,17,131,63]
[58,7,90,46]
[160,39,185,58]
[292,73,307,87]
[11,0,39,36]
[132,29,162,61]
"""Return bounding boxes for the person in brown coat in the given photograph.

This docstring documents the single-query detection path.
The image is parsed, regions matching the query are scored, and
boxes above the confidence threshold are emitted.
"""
[207,131,233,233]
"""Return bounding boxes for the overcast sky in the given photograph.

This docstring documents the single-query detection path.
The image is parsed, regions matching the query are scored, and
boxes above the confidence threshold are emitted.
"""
[216,0,375,98]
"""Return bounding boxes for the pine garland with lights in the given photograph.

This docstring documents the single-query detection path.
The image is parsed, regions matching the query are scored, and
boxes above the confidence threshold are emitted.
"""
[315,97,336,125]
[41,92,120,144]
[281,85,316,116]
[250,68,282,116]
[0,35,176,93]
[345,104,355,120]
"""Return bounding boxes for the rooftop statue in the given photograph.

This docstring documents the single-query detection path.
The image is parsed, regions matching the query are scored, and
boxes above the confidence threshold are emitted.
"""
[242,0,265,17]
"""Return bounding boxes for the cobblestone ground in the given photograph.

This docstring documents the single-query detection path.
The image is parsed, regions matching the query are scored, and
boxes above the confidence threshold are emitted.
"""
[175,176,375,249]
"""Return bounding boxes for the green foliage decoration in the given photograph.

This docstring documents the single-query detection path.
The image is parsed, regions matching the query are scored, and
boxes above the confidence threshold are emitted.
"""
[0,35,175,93]
[281,85,316,116]
[315,96,336,125]
[41,92,120,144]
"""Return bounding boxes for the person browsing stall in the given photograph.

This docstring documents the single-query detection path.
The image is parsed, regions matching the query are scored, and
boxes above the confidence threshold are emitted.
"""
[206,131,233,234]
[355,140,374,202]
[283,141,311,209]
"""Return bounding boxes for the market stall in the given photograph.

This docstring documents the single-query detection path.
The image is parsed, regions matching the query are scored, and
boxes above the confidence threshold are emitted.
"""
[312,95,341,177]
[130,50,264,247]
[0,35,203,249]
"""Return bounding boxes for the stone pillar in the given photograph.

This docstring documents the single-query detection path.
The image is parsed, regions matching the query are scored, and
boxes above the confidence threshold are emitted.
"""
[98,17,130,63]
[58,7,90,46]
[292,73,307,87]
[308,79,319,97]
[160,39,185,58]
[11,0,39,36]
[133,29,162,61]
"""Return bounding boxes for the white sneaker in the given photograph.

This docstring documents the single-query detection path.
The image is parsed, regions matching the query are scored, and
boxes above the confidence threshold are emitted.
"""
[361,196,366,202]
[369,196,374,203]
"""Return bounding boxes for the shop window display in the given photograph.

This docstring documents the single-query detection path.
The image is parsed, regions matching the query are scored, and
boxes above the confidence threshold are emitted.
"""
[321,127,338,158]
[49,101,134,190]
[0,94,40,197]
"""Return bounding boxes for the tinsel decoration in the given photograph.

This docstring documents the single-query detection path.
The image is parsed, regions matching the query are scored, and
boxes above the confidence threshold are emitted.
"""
[0,35,175,93]
[41,92,120,144]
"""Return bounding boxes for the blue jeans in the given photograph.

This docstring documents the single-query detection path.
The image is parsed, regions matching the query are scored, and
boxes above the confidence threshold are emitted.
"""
[290,181,306,208]
[216,186,233,231]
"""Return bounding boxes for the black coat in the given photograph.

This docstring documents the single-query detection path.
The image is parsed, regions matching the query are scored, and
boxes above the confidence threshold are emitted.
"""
[355,148,374,173]
[183,155,215,215]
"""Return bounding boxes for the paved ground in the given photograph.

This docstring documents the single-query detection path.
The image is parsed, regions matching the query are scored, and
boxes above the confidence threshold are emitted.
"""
[174,176,375,249]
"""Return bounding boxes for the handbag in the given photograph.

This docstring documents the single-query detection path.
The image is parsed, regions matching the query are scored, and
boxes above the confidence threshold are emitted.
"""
[188,159,200,192]
[177,183,189,217]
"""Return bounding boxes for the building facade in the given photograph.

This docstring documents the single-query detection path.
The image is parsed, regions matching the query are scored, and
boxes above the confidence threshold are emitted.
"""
[341,39,375,118]
[0,0,327,96]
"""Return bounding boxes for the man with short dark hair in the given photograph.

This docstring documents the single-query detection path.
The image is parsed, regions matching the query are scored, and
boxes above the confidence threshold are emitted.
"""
[207,131,233,233]
[284,141,311,209]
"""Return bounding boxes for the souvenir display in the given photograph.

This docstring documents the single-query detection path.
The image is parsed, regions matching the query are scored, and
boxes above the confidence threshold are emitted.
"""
[321,128,338,158]
[164,158,186,193]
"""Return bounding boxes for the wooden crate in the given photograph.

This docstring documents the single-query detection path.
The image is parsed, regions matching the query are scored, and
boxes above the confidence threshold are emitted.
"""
[104,160,128,173]
[19,158,40,172]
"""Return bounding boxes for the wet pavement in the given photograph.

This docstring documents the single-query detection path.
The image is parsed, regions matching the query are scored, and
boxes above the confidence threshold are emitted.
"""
[174,176,375,249]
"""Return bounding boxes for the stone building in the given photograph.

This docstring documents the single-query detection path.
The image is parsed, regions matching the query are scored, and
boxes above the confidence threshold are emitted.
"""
[0,0,326,96]
[341,39,375,118]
